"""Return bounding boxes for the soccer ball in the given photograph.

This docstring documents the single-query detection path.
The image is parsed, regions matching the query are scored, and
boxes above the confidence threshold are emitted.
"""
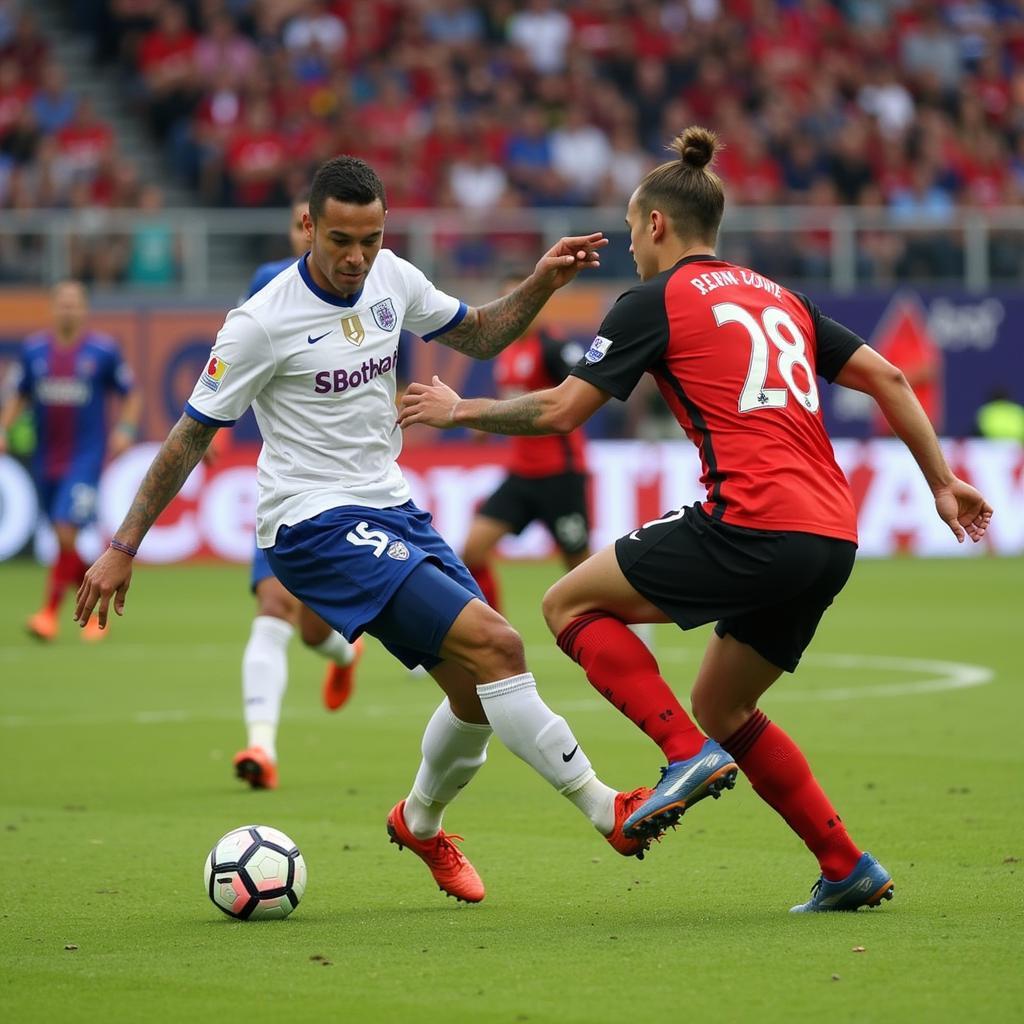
[203,824,307,920]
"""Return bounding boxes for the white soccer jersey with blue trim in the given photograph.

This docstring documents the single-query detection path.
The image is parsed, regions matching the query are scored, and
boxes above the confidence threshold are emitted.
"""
[185,249,466,547]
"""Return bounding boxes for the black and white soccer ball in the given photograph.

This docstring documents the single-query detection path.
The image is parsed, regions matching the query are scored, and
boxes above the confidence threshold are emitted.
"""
[204,824,307,920]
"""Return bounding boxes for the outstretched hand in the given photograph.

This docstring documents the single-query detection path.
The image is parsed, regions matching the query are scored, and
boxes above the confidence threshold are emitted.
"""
[74,548,134,630]
[398,376,463,430]
[532,233,607,291]
[934,478,993,543]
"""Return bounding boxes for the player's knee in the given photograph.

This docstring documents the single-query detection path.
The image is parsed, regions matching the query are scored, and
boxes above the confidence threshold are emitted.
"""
[256,591,296,623]
[298,614,330,648]
[692,687,756,741]
[482,619,525,670]
[465,610,525,677]
[540,580,571,636]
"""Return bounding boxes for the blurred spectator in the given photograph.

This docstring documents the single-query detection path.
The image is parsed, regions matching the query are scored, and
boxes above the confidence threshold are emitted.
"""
[55,98,114,183]
[224,98,287,207]
[0,12,49,85]
[447,139,509,212]
[193,13,259,89]
[282,0,346,56]
[550,103,611,203]
[137,2,197,140]
[31,63,76,136]
[508,0,572,75]
[900,7,962,93]
[126,184,179,286]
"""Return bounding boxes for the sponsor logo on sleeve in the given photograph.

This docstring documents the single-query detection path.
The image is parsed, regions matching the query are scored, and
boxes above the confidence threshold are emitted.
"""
[370,298,398,332]
[584,335,613,363]
[200,355,230,392]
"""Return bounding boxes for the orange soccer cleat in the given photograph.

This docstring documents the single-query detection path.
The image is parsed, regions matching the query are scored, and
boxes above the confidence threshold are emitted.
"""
[322,637,363,711]
[232,747,279,790]
[386,800,485,904]
[605,787,663,859]
[26,608,58,642]
[80,616,107,643]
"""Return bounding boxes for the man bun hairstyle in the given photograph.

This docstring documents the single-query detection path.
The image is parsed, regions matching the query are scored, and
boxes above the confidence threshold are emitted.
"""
[636,125,725,243]
[675,125,717,170]
[309,156,387,221]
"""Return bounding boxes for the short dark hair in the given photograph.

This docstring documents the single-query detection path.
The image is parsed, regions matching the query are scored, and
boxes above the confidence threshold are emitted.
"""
[309,156,387,220]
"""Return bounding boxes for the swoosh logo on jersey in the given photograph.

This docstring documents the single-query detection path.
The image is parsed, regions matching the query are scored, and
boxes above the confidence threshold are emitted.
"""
[561,744,579,763]
[307,331,332,345]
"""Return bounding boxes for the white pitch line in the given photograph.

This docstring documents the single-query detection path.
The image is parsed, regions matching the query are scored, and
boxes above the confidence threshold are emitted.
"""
[0,650,994,727]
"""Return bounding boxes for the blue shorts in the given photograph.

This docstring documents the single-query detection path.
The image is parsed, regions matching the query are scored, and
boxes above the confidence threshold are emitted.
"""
[266,501,484,670]
[250,543,275,593]
[36,475,99,528]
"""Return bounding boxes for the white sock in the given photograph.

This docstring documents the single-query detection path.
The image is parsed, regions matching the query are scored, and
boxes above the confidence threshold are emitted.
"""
[312,630,356,666]
[242,615,293,762]
[476,672,616,833]
[404,699,492,839]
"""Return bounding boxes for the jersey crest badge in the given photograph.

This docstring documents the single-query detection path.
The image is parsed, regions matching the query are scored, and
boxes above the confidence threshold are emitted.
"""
[200,355,230,392]
[370,298,397,332]
[341,314,365,346]
[386,540,410,561]
[584,335,613,363]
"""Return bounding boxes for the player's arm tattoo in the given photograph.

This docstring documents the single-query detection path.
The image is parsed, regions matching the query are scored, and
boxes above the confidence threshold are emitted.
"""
[114,414,218,547]
[439,280,553,359]
[454,393,553,435]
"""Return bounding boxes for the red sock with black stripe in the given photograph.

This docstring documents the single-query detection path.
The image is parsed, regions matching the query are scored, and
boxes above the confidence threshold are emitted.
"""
[557,613,705,762]
[723,709,862,881]
[45,549,87,613]
[467,563,501,613]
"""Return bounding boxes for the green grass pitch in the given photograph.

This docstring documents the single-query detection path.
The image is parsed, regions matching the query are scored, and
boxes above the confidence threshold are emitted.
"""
[1,556,1022,1024]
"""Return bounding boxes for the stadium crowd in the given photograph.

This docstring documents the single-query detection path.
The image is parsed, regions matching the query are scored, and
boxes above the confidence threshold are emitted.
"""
[6,0,1024,281]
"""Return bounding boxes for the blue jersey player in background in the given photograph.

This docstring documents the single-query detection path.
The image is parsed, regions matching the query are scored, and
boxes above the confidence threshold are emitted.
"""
[0,280,140,642]
[233,191,362,792]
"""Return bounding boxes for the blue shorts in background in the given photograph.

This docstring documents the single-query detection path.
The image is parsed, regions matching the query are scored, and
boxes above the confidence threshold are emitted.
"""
[250,543,275,593]
[36,475,99,527]
[266,501,484,670]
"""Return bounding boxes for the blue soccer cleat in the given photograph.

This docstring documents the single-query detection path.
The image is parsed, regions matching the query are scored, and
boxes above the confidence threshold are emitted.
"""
[622,738,738,839]
[790,852,894,913]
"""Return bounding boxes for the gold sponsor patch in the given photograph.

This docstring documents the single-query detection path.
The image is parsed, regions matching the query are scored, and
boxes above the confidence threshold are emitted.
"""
[341,314,365,346]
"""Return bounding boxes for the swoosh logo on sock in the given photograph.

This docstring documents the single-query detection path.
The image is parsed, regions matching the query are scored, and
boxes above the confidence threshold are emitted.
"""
[561,744,579,762]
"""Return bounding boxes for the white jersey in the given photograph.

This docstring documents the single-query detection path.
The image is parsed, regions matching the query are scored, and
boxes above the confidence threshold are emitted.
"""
[185,249,466,547]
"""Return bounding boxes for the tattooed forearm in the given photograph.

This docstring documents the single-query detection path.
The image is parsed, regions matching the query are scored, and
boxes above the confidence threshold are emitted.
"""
[440,279,553,359]
[113,414,218,546]
[454,393,557,435]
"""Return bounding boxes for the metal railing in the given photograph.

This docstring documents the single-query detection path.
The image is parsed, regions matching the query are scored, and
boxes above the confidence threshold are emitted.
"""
[0,205,1021,295]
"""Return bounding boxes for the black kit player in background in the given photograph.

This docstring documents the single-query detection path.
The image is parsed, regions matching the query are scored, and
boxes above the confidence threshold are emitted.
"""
[400,126,993,912]
[461,275,590,613]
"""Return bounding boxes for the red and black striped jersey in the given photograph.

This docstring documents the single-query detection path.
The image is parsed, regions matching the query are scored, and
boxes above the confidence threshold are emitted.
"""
[571,256,861,543]
[494,327,588,477]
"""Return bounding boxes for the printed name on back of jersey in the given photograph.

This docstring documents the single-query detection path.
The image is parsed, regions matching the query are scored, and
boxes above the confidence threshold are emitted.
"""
[585,336,613,363]
[200,355,230,392]
[370,298,397,332]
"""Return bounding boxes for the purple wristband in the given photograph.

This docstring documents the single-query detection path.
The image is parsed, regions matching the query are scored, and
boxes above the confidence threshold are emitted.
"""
[109,539,138,558]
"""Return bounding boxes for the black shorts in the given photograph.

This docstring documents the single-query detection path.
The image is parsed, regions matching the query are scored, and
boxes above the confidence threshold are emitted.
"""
[615,503,857,673]
[478,472,590,555]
